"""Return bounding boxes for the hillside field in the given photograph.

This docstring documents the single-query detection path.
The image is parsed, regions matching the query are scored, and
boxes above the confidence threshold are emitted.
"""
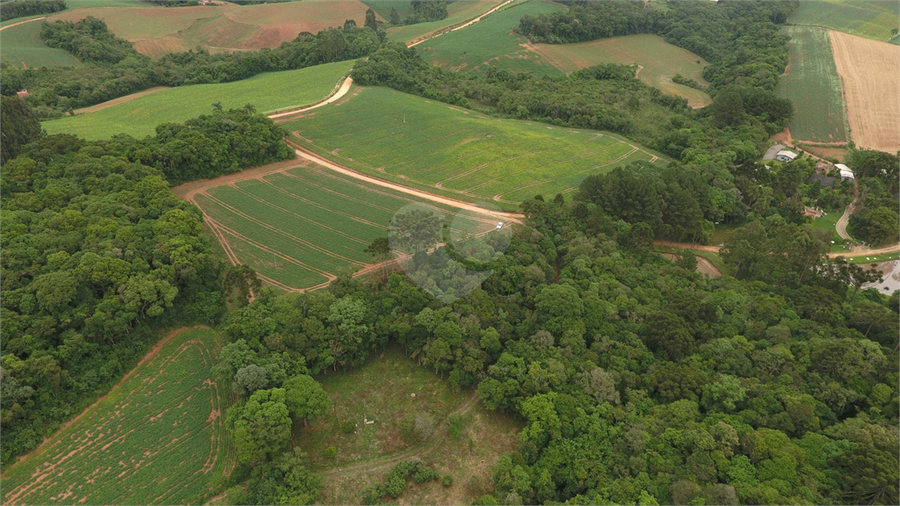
[528,34,713,108]
[775,26,848,144]
[47,0,379,58]
[386,0,502,45]
[299,347,523,505]
[789,0,900,43]
[0,327,233,505]
[0,18,81,68]
[42,61,353,140]
[284,86,668,206]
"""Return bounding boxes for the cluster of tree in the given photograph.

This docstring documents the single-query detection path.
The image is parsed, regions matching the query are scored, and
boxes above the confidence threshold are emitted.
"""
[672,73,705,91]
[516,0,796,94]
[847,178,900,247]
[361,459,440,504]
[0,0,65,21]
[0,100,293,464]
[0,19,384,117]
[209,189,897,504]
[395,0,451,25]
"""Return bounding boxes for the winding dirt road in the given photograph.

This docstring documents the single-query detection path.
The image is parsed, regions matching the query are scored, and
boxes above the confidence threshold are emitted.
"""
[835,179,859,241]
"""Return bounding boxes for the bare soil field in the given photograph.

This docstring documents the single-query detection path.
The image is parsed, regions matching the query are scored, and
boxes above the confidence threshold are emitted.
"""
[829,30,900,153]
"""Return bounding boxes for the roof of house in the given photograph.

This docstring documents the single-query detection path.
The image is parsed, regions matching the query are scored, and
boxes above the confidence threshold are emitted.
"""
[834,163,851,171]
[776,149,798,159]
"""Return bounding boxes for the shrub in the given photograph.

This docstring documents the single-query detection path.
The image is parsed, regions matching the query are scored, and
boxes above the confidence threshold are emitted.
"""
[342,420,356,433]
[442,474,453,487]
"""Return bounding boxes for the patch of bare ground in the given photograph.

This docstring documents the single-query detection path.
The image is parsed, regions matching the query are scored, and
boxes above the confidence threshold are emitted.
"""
[661,253,721,279]
[829,30,900,153]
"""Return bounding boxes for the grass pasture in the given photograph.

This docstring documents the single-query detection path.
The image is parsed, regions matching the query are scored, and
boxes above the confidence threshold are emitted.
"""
[387,0,503,45]
[529,34,713,108]
[42,60,353,140]
[414,0,565,76]
[0,18,81,68]
[775,26,848,144]
[285,87,668,207]
[300,347,523,505]
[47,0,377,58]
[0,327,233,505]
[789,0,900,43]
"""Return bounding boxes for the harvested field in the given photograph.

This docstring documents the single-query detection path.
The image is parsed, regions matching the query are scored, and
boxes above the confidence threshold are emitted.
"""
[775,26,848,143]
[528,34,712,108]
[829,30,900,153]
[0,327,233,505]
[283,87,668,207]
[47,1,379,58]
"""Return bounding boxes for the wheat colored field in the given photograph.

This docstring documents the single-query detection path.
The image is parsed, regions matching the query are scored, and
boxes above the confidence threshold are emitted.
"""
[829,30,900,153]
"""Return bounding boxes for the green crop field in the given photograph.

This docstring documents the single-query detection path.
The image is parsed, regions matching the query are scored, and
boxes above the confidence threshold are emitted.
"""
[362,0,415,22]
[42,61,353,140]
[0,327,233,505]
[298,347,524,505]
[775,26,848,143]
[284,86,668,207]
[414,0,564,76]
[0,19,82,67]
[789,0,900,43]
[386,0,502,45]
[531,34,713,108]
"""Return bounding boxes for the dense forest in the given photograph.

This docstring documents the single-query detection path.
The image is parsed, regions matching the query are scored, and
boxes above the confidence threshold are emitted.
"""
[0,100,292,463]
[0,0,65,21]
[0,17,383,117]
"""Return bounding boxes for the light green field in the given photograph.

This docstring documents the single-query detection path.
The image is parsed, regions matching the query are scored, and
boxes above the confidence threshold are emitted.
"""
[284,86,668,206]
[531,34,713,108]
[0,0,144,27]
[414,0,564,76]
[303,347,523,505]
[42,61,353,140]
[0,327,233,505]
[0,19,81,67]
[775,26,848,143]
[386,0,503,45]
[789,0,900,43]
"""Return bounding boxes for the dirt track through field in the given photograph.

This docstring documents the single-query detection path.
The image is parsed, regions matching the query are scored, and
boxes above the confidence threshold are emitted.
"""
[0,16,45,31]
[829,30,900,152]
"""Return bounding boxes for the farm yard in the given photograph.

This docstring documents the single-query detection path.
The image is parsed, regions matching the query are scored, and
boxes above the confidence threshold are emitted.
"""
[829,30,900,153]
[788,0,900,43]
[42,60,353,140]
[285,87,667,207]
[0,327,232,506]
[45,0,379,58]
[775,26,848,144]
[527,34,713,108]
[0,18,81,68]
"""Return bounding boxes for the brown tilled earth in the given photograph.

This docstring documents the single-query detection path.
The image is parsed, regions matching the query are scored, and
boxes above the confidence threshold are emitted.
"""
[829,30,900,153]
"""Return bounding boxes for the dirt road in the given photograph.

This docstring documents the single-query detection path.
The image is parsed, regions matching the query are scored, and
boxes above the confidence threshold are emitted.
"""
[835,178,859,241]
[268,76,354,119]
[656,240,900,259]
[407,0,515,47]
[0,16,46,31]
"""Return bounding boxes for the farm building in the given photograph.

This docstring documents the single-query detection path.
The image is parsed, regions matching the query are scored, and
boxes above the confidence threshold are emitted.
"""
[16,90,29,98]
[807,173,835,189]
[835,163,855,180]
[776,150,798,163]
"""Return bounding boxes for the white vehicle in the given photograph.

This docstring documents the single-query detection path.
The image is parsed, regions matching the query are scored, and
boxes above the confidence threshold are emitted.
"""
[496,221,504,230]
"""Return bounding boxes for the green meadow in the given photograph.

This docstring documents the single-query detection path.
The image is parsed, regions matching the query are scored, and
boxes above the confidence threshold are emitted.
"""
[386,0,504,45]
[789,0,900,43]
[775,26,848,143]
[42,61,353,140]
[0,19,81,67]
[285,86,668,207]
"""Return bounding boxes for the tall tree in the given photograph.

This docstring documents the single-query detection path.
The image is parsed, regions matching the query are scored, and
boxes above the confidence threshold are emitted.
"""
[0,96,43,165]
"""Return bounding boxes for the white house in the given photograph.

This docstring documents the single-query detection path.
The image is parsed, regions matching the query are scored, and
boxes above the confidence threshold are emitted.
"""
[835,163,855,180]
[775,150,798,163]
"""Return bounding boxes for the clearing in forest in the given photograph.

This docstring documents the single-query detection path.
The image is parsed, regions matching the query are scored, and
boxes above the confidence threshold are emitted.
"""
[41,60,353,140]
[283,86,668,207]
[0,18,81,67]
[527,34,712,108]
[789,0,900,44]
[775,26,848,144]
[0,327,233,506]
[298,347,523,505]
[46,0,379,58]
[829,30,900,153]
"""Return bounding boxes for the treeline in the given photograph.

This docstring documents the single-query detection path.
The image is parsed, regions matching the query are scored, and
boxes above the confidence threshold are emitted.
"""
[0,100,291,463]
[0,0,65,20]
[517,0,796,94]
[212,190,897,504]
[0,18,383,117]
[352,43,792,166]
[398,0,450,25]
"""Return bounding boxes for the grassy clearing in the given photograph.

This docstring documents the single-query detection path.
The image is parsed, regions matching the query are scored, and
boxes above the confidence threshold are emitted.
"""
[299,347,523,505]
[387,0,503,45]
[0,19,81,67]
[775,26,848,143]
[530,34,713,108]
[414,0,565,76]
[789,0,900,43]
[47,1,375,57]
[285,86,667,208]
[0,327,233,505]
[42,61,353,140]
